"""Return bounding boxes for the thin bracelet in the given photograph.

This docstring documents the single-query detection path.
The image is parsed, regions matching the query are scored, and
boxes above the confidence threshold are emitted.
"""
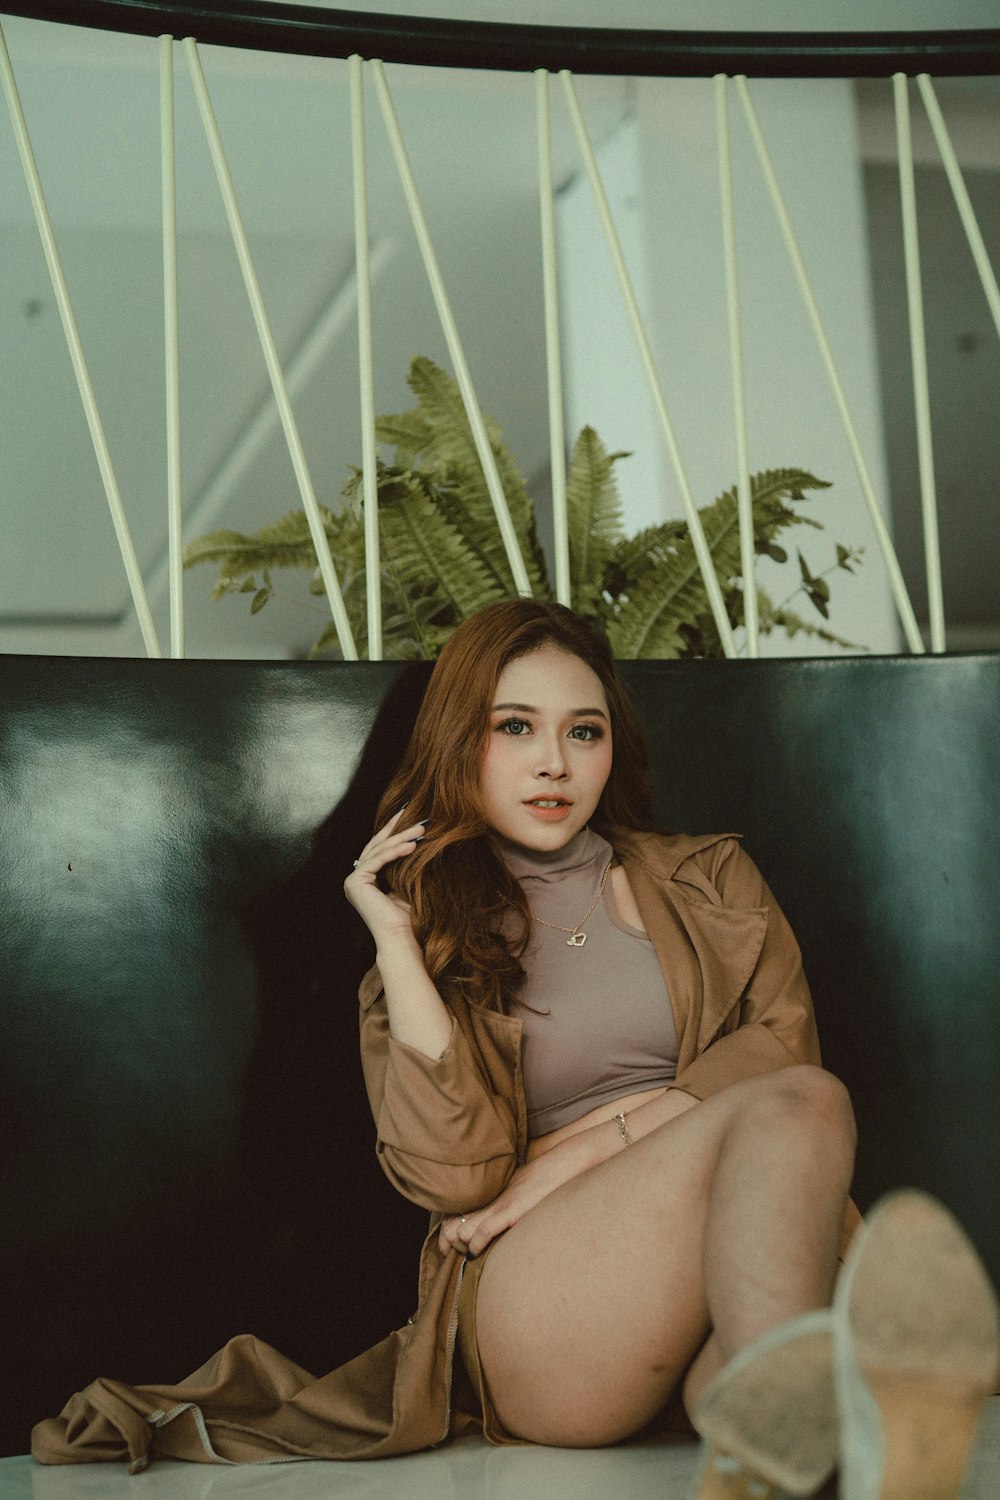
[613,1110,633,1148]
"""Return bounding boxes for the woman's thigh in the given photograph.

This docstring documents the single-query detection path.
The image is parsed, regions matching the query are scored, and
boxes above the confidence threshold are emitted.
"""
[472,1085,738,1446]
[473,1065,853,1447]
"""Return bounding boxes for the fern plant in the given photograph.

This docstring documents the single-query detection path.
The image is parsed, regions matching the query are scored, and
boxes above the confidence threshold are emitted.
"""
[184,355,864,659]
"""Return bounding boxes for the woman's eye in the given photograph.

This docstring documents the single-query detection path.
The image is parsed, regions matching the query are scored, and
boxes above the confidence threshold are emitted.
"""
[569,724,602,741]
[498,717,530,735]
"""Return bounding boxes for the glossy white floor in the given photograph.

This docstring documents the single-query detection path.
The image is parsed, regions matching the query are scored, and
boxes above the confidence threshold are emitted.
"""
[1,1401,998,1500]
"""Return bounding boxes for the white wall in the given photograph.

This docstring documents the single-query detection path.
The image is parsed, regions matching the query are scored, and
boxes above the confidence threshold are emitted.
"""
[557,114,665,532]
[557,80,903,657]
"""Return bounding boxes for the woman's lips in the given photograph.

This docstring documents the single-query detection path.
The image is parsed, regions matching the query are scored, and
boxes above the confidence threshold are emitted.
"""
[523,800,573,822]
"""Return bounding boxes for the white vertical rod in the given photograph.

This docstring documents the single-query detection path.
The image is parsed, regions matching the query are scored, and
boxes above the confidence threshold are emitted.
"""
[714,73,758,658]
[917,74,1000,346]
[350,56,382,660]
[370,57,532,598]
[160,35,184,659]
[893,74,945,653]
[143,261,394,612]
[559,69,736,659]
[734,74,925,655]
[535,69,570,608]
[182,36,358,659]
[0,19,162,658]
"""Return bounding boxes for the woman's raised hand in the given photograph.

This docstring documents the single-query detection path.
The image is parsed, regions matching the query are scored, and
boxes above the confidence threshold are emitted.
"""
[344,807,426,945]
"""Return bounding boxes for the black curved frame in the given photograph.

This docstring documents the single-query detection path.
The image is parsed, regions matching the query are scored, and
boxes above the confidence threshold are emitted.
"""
[2,0,999,77]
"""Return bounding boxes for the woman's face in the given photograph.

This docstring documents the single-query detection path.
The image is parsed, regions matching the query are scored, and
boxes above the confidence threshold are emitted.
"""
[480,645,614,850]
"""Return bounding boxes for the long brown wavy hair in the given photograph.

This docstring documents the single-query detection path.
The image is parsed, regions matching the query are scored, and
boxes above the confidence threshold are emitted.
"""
[376,600,655,1012]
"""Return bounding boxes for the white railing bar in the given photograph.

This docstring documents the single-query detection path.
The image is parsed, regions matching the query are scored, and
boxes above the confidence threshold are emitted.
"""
[350,56,382,660]
[734,74,925,655]
[160,34,184,659]
[182,36,358,659]
[535,69,570,608]
[369,57,533,599]
[714,73,758,658]
[893,74,945,653]
[917,73,1000,347]
[142,255,394,618]
[559,69,736,659]
[0,18,162,659]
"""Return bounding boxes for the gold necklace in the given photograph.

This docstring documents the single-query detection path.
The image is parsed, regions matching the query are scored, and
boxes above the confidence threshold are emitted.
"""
[530,859,614,947]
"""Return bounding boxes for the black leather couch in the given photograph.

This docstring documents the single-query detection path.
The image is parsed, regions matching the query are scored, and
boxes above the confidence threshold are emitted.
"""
[2,651,997,1457]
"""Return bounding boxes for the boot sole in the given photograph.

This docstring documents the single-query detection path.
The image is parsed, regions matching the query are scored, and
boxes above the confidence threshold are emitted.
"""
[833,1189,1000,1500]
[691,1310,837,1498]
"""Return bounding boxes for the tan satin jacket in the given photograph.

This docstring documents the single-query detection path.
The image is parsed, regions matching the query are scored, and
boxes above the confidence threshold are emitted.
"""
[352,830,861,1455]
[32,831,861,1470]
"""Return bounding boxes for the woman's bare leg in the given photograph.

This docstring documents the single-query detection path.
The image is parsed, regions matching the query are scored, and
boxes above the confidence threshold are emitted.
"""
[473,1064,856,1446]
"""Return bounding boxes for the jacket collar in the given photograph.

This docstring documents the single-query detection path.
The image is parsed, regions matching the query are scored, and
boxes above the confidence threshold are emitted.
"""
[614,827,742,887]
[618,832,767,1054]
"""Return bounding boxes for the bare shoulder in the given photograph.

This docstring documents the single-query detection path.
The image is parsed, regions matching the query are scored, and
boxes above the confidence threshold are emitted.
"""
[608,863,647,933]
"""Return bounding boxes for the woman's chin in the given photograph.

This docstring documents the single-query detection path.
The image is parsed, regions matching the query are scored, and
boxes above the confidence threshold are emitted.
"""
[494,806,586,847]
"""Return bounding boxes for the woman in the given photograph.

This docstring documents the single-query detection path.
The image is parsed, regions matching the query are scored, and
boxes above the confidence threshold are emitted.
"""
[343,599,997,1497]
[33,599,997,1497]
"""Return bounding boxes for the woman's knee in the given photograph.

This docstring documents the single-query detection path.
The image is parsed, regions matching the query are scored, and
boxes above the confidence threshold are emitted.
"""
[748,1065,857,1150]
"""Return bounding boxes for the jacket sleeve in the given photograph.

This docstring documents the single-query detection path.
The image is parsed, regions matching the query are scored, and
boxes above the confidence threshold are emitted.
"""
[672,840,822,1101]
[358,965,518,1215]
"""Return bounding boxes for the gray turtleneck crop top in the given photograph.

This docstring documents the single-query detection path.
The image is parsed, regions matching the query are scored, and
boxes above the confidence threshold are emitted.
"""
[497,827,678,1137]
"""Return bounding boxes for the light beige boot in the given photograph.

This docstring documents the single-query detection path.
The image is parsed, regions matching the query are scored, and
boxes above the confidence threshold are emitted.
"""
[833,1188,1000,1500]
[690,1310,839,1499]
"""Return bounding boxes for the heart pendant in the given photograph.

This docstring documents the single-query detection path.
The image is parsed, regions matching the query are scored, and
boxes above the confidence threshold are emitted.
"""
[567,932,587,947]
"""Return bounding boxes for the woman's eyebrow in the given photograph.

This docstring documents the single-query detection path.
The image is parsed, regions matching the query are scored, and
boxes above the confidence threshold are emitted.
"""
[491,701,609,721]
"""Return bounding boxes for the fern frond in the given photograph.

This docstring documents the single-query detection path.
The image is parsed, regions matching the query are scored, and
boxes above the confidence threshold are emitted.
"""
[734,467,830,546]
[375,411,435,460]
[377,470,505,629]
[308,552,457,661]
[756,587,867,653]
[375,413,437,476]
[183,506,358,582]
[375,566,440,660]
[604,515,728,659]
[376,376,544,603]
[398,357,548,596]
[603,469,835,657]
[183,528,262,570]
[606,586,688,658]
[603,518,687,599]
[404,355,506,470]
[567,428,628,612]
[487,446,550,595]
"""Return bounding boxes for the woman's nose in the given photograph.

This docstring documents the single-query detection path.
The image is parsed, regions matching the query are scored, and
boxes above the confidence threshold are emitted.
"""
[534,738,568,778]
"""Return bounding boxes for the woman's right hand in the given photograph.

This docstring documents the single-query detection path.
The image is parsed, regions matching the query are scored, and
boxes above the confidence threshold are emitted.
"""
[344,807,426,945]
